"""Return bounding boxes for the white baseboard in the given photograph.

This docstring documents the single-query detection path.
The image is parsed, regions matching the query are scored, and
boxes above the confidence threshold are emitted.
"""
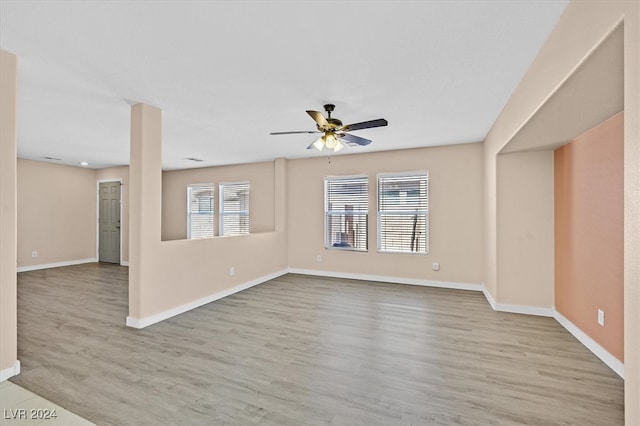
[126,268,289,329]
[482,285,498,309]
[17,258,97,273]
[553,309,624,378]
[120,260,129,266]
[481,285,554,317]
[481,286,623,378]
[288,268,484,292]
[0,360,21,382]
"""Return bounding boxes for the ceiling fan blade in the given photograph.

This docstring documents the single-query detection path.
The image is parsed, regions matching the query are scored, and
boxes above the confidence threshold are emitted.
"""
[340,118,388,132]
[306,110,329,128]
[339,133,372,147]
[270,130,321,135]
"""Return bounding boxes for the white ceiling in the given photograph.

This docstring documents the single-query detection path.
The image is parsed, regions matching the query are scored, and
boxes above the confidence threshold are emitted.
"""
[0,1,568,170]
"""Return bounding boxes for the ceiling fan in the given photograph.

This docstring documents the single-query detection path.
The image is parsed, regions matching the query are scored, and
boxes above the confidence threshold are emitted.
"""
[270,104,388,152]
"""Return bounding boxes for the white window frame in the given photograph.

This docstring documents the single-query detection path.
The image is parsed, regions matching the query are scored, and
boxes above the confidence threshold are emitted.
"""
[377,171,429,254]
[219,181,250,236]
[324,174,369,252]
[187,183,215,239]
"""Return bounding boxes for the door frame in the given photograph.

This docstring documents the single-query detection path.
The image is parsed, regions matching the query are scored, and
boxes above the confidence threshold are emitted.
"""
[96,179,124,265]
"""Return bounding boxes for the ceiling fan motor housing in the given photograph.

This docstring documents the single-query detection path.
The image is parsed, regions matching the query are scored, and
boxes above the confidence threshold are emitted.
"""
[326,118,342,127]
[320,104,341,130]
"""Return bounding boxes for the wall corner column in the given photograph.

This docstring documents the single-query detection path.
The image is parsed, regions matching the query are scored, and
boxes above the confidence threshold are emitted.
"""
[623,1,640,420]
[0,50,19,379]
[274,158,287,233]
[128,103,162,322]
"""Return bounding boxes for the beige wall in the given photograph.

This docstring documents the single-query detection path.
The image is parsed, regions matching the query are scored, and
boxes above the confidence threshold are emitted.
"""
[0,50,18,374]
[128,104,288,320]
[555,113,624,362]
[96,166,129,264]
[17,159,97,268]
[483,1,638,422]
[288,143,484,284]
[162,161,275,241]
[496,151,554,308]
[12,163,128,268]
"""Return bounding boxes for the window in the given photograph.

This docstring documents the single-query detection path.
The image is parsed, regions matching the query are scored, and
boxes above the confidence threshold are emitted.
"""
[219,182,250,236]
[378,172,428,253]
[187,184,214,239]
[325,175,368,251]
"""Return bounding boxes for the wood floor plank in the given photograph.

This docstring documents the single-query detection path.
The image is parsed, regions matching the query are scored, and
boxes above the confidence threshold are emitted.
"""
[9,263,623,425]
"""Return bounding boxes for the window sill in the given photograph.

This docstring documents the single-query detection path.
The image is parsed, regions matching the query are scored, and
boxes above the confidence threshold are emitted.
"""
[376,250,429,256]
[325,246,368,253]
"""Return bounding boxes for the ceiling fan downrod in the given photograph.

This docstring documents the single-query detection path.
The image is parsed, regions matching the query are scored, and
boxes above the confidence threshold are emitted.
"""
[324,104,335,118]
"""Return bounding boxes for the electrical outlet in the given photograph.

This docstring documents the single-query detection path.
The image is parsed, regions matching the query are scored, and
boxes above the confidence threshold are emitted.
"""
[31,251,38,258]
[432,262,440,271]
[316,255,322,262]
[229,266,235,276]
[597,309,605,326]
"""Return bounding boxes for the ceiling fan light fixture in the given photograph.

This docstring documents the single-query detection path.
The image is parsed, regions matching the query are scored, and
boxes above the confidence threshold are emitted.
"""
[333,140,345,152]
[312,136,325,151]
[324,133,338,149]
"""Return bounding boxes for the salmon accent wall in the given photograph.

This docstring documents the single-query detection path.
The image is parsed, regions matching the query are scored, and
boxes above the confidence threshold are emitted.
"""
[555,112,624,361]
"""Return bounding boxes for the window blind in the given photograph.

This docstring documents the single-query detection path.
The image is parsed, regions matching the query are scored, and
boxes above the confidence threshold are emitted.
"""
[220,182,250,236]
[187,184,214,239]
[378,173,428,253]
[325,176,368,251]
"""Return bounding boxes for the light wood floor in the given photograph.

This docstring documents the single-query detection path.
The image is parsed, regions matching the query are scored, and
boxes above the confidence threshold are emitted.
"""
[12,263,623,425]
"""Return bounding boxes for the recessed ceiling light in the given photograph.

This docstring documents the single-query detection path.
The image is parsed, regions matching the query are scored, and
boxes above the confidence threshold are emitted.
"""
[79,161,89,166]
